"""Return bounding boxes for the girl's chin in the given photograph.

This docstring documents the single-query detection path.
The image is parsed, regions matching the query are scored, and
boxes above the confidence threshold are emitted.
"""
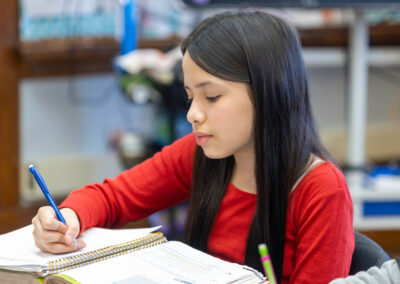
[202,148,231,160]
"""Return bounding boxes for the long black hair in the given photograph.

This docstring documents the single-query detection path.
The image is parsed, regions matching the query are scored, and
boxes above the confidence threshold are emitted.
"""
[182,11,330,283]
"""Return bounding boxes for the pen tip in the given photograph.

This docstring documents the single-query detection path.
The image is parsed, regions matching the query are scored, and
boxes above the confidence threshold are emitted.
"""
[28,164,34,169]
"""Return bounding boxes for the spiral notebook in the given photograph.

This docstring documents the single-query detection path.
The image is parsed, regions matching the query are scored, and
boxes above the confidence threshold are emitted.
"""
[0,225,265,284]
[0,225,163,276]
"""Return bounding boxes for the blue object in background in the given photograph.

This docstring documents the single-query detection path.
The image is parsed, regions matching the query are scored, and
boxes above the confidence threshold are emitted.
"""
[364,164,400,187]
[364,201,400,216]
[121,0,137,55]
[369,165,400,178]
[363,164,400,217]
[20,6,116,41]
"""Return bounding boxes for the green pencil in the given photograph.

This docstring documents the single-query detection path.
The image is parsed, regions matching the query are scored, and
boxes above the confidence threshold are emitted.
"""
[258,243,277,284]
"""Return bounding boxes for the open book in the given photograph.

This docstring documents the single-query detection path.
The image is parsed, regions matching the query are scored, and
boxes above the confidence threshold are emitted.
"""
[0,225,265,284]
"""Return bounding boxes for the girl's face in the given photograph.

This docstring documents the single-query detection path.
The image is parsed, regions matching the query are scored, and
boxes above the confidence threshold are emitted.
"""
[182,53,254,159]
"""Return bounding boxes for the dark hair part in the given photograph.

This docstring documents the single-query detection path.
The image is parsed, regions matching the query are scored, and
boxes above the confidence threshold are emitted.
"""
[182,10,330,283]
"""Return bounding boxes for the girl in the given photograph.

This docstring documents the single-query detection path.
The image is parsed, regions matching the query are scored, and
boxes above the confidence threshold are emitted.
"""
[32,10,354,284]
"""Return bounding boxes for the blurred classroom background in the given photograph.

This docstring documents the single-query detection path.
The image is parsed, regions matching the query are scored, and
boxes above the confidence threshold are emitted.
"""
[1,0,400,257]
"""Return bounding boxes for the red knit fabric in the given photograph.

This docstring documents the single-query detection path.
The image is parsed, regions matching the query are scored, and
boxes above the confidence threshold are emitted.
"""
[61,134,354,284]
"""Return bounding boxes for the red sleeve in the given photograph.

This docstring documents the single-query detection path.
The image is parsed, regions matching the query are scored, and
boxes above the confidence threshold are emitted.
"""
[289,162,355,284]
[60,134,196,233]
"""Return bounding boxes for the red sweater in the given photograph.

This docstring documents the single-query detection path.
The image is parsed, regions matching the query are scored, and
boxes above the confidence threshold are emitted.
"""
[61,134,354,284]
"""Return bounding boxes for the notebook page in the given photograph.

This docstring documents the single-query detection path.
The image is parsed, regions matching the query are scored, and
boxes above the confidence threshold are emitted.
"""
[0,225,160,267]
[53,241,264,284]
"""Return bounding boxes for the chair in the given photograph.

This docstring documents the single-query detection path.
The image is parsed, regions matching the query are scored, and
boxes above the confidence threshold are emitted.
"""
[349,232,391,275]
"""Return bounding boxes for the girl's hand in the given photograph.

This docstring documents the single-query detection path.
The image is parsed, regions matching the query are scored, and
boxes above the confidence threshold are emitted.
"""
[32,206,86,253]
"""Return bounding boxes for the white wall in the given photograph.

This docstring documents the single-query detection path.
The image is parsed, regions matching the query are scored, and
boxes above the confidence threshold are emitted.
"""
[306,55,400,164]
[19,73,159,200]
[309,65,400,130]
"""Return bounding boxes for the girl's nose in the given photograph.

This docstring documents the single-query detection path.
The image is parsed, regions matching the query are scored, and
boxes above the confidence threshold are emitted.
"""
[187,100,206,127]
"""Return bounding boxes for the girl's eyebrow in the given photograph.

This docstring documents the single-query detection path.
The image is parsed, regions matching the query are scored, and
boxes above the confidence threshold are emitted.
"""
[184,81,224,91]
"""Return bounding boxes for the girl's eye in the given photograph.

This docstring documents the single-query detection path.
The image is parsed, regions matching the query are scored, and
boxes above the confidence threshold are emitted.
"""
[206,95,220,102]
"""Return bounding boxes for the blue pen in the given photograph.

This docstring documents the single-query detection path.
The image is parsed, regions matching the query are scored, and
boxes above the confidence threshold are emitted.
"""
[29,164,78,247]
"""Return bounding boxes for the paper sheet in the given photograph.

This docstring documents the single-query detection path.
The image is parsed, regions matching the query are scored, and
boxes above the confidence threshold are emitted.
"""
[51,241,264,284]
[0,225,160,266]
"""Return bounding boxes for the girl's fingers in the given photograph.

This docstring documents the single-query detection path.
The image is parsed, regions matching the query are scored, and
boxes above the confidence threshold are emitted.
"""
[37,206,67,233]
[32,206,84,253]
[34,238,82,254]
[32,224,65,244]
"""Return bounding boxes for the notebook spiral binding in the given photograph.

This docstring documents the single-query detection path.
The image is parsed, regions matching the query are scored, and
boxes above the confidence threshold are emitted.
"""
[47,232,167,275]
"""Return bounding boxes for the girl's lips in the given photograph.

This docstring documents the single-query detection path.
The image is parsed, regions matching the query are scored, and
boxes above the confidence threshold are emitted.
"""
[194,134,212,145]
